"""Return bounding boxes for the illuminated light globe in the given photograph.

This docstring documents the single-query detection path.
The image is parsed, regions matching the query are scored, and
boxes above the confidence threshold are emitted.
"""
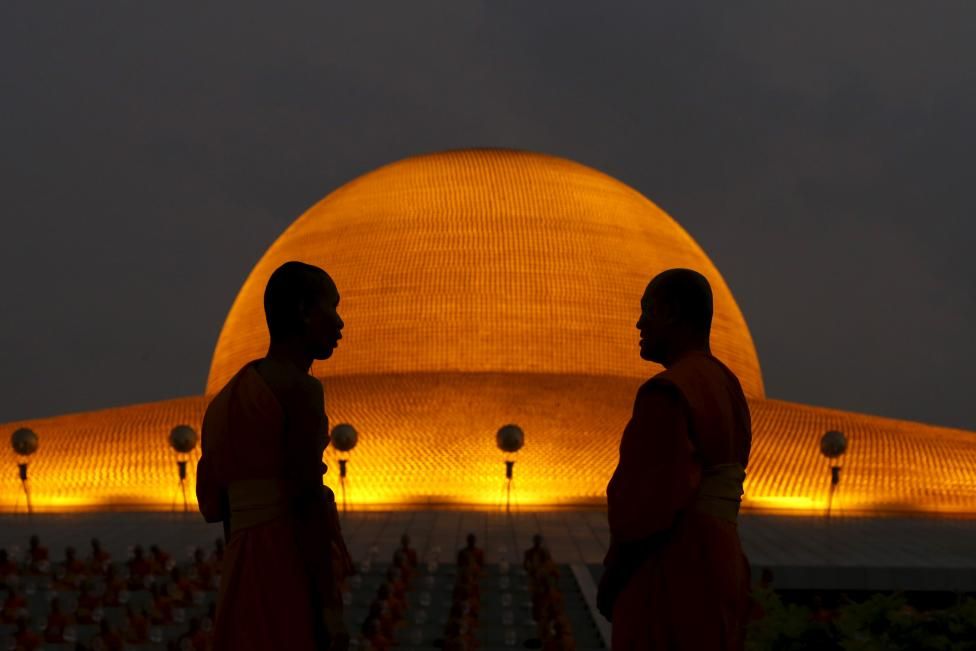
[169,426,198,454]
[820,430,848,459]
[11,428,39,456]
[331,424,359,453]
[496,424,525,454]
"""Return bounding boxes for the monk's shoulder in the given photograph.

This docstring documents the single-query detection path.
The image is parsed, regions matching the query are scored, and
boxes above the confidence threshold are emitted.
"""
[202,371,239,429]
[253,359,321,409]
[294,374,325,407]
[636,375,685,408]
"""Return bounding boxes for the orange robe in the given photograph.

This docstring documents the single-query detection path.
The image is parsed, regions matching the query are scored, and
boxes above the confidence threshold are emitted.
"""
[197,360,352,651]
[602,351,753,650]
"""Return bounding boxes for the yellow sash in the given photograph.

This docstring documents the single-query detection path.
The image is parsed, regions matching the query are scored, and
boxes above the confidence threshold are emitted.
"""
[226,479,290,537]
[693,463,745,524]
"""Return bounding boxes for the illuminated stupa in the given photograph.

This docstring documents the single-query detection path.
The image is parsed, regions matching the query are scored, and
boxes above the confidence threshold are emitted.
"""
[3,149,975,514]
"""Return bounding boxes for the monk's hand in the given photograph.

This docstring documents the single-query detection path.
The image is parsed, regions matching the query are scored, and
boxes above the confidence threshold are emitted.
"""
[323,606,349,651]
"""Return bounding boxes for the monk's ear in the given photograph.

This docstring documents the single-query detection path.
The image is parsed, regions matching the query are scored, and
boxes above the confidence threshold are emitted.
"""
[658,301,680,325]
[298,299,311,324]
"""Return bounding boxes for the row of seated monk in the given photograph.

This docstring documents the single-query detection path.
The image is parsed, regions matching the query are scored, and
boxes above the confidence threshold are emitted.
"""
[2,531,579,649]
[525,535,575,651]
[359,534,418,649]
[1,535,227,650]
[3,600,217,651]
[358,532,580,650]
[1,535,226,589]
[440,535,485,651]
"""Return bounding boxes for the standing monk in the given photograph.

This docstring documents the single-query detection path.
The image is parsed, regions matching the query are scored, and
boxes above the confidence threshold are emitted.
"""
[597,268,753,650]
[197,261,355,650]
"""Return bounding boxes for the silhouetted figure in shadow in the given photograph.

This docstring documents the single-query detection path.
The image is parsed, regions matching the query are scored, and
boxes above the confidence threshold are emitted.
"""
[43,597,69,644]
[597,268,753,650]
[456,533,484,574]
[13,615,42,651]
[523,534,552,578]
[87,537,111,574]
[197,261,354,650]
[0,549,18,589]
[26,534,48,574]
[397,533,418,568]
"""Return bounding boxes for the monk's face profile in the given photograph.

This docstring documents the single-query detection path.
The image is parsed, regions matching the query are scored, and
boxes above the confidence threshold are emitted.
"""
[636,284,676,364]
[302,277,344,361]
[637,269,712,366]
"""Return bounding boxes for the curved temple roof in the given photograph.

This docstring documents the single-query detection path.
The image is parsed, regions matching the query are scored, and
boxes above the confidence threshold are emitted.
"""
[2,377,974,515]
[3,149,973,516]
[207,149,764,398]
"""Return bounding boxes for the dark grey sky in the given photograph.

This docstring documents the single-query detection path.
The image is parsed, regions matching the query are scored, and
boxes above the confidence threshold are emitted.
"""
[1,2,973,430]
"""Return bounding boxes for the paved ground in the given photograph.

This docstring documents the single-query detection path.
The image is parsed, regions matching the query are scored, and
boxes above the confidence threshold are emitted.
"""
[2,509,974,591]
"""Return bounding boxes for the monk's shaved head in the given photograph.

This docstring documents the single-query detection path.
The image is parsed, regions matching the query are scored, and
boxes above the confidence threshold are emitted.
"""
[646,268,713,341]
[264,261,336,340]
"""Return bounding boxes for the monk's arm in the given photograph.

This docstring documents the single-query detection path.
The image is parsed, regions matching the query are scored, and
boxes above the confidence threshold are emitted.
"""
[285,377,349,608]
[598,384,700,619]
[283,377,329,492]
[607,382,699,543]
[196,411,225,524]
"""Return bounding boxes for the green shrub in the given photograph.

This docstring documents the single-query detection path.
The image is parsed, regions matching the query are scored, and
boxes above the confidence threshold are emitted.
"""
[745,590,976,651]
[746,585,825,651]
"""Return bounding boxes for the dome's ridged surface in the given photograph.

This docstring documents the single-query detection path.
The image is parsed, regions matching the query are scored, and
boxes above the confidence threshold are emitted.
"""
[3,385,975,515]
[2,149,974,514]
[207,149,764,397]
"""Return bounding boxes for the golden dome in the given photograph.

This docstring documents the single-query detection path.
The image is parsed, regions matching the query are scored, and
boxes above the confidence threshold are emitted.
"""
[4,150,976,515]
[207,149,764,397]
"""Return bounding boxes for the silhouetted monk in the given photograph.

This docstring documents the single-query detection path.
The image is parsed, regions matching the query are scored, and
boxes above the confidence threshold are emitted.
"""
[197,261,354,650]
[598,268,753,650]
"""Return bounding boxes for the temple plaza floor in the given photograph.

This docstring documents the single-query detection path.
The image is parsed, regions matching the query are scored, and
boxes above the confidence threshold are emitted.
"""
[3,509,975,593]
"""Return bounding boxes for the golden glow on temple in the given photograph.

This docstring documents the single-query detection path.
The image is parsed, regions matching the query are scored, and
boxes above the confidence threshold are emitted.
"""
[207,149,764,398]
[3,378,975,515]
[3,149,975,515]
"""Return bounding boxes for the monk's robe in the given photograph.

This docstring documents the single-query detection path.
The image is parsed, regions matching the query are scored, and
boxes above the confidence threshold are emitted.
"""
[599,350,753,650]
[197,360,353,651]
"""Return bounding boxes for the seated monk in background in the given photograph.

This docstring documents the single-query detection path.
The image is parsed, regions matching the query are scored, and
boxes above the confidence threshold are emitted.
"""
[0,549,19,588]
[148,582,174,626]
[102,565,127,607]
[2,589,27,624]
[13,616,42,651]
[457,533,484,573]
[397,533,418,568]
[26,535,49,574]
[56,546,87,589]
[87,538,111,575]
[197,261,354,651]
[189,547,216,591]
[523,534,552,578]
[598,269,753,650]
[127,545,152,589]
[149,544,172,575]
[75,580,102,624]
[44,598,70,644]
[123,604,150,644]
[392,549,415,585]
[210,538,224,569]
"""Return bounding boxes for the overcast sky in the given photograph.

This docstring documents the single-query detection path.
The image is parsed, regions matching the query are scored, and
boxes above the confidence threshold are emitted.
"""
[1,2,973,431]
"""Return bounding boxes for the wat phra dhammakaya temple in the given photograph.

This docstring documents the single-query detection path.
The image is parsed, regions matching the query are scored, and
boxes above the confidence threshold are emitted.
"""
[2,149,975,516]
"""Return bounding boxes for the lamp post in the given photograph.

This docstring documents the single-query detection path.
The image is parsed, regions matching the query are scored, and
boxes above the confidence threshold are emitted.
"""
[169,425,198,513]
[819,429,848,520]
[496,424,524,514]
[331,424,358,514]
[11,428,38,514]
